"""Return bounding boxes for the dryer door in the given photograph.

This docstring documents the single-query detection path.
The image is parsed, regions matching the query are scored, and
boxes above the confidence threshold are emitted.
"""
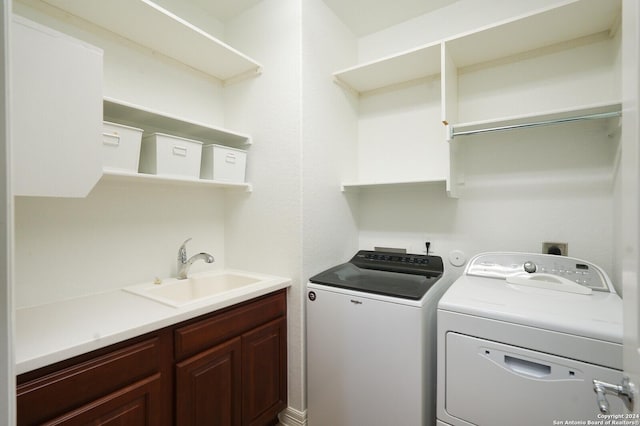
[444,333,623,426]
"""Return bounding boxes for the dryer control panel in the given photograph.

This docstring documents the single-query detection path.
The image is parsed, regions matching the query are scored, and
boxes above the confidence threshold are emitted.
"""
[465,252,613,292]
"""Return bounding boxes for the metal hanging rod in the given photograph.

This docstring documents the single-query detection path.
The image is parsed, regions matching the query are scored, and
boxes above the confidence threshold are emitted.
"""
[450,110,621,138]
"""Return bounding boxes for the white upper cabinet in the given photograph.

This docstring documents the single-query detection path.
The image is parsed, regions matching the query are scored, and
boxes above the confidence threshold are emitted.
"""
[11,15,103,197]
[40,0,262,83]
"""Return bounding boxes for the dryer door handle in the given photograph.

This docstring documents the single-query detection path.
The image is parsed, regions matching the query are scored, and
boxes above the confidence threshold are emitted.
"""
[593,378,634,414]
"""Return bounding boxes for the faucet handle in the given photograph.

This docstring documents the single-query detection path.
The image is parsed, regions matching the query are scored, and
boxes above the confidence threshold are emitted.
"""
[178,238,192,262]
[180,238,192,249]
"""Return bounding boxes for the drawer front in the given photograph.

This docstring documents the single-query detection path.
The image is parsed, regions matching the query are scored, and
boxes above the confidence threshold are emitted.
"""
[17,337,162,425]
[175,290,286,360]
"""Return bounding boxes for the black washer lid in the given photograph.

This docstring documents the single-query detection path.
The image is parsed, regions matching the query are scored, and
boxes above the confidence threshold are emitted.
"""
[309,250,444,300]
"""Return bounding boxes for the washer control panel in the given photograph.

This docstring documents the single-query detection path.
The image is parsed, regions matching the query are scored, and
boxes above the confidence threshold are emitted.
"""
[351,250,444,277]
[466,252,612,292]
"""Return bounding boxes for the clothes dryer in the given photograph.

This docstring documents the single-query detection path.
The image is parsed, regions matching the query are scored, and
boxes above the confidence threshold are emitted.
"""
[437,252,623,426]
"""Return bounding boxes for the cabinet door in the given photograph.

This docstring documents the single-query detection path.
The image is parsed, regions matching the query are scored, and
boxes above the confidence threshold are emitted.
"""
[176,337,242,426]
[242,318,287,426]
[11,15,103,197]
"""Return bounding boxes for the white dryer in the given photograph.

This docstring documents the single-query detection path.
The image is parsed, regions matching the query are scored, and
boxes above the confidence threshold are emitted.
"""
[437,252,624,426]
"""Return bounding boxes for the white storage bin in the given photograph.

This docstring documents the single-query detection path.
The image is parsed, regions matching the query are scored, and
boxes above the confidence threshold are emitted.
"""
[139,133,203,178]
[101,121,143,172]
[200,144,247,183]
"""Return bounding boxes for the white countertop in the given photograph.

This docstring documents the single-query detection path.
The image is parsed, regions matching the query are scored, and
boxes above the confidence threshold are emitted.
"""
[15,270,291,375]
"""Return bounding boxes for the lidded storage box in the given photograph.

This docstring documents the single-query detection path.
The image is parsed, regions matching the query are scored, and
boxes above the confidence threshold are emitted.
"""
[200,144,247,183]
[139,133,203,178]
[101,121,143,172]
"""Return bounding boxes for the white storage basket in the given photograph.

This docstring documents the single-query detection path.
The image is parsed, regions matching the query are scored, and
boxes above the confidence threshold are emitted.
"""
[101,121,143,172]
[139,133,203,178]
[200,144,247,183]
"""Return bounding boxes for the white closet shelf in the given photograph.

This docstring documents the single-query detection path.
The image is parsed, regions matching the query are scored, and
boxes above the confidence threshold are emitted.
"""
[41,0,262,82]
[333,42,441,94]
[104,98,251,146]
[341,178,447,192]
[101,169,252,192]
[449,101,621,139]
[332,0,619,95]
[445,0,620,68]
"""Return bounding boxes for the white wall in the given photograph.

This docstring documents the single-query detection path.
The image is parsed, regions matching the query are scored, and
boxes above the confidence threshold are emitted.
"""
[302,0,359,276]
[359,120,619,280]
[301,0,360,413]
[14,184,226,307]
[357,77,446,183]
[223,0,306,415]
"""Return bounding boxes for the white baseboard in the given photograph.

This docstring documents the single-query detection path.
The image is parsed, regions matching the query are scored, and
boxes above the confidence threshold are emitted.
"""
[278,406,308,426]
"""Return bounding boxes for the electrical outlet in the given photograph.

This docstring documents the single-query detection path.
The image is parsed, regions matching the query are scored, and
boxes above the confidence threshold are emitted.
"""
[542,242,568,256]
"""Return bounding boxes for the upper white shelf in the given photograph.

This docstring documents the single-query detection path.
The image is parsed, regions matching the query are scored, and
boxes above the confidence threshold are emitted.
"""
[332,0,620,95]
[104,97,251,146]
[444,0,621,68]
[101,169,252,192]
[41,0,262,82]
[449,101,621,139]
[333,42,441,94]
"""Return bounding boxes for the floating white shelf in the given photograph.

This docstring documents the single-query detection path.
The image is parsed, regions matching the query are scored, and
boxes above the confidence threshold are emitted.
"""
[101,169,252,192]
[104,97,251,146]
[449,101,622,139]
[333,42,441,94]
[341,178,447,192]
[41,0,262,82]
[444,0,621,69]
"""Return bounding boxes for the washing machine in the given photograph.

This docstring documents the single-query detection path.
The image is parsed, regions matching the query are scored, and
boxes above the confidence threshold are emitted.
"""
[437,252,624,426]
[307,249,453,426]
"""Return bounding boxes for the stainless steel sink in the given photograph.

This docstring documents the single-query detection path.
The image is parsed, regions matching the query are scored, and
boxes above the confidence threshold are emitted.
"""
[124,271,265,307]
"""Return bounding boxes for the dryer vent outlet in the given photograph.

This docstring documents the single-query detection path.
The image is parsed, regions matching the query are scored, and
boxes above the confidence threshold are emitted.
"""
[542,242,568,256]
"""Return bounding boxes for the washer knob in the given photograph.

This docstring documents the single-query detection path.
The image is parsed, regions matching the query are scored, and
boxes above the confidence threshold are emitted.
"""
[523,261,537,273]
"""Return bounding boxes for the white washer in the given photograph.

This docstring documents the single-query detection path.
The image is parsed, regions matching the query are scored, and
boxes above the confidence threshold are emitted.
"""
[437,252,623,426]
[307,250,453,426]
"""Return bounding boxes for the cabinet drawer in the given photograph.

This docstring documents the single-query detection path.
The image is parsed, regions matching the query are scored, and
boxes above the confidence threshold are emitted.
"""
[43,374,163,426]
[175,290,286,360]
[17,337,162,425]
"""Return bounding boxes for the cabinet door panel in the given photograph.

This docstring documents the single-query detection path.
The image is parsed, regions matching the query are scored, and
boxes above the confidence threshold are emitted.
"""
[11,15,103,197]
[242,318,287,426]
[176,337,242,426]
[43,374,162,426]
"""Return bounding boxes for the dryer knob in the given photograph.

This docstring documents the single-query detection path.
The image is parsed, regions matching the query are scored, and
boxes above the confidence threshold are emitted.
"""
[523,261,537,273]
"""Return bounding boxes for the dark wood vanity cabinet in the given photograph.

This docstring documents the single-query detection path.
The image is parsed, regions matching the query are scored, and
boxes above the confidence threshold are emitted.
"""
[174,290,287,426]
[17,290,287,426]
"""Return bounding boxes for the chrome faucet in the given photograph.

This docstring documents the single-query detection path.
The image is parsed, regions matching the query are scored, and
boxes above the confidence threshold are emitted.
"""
[177,238,215,280]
